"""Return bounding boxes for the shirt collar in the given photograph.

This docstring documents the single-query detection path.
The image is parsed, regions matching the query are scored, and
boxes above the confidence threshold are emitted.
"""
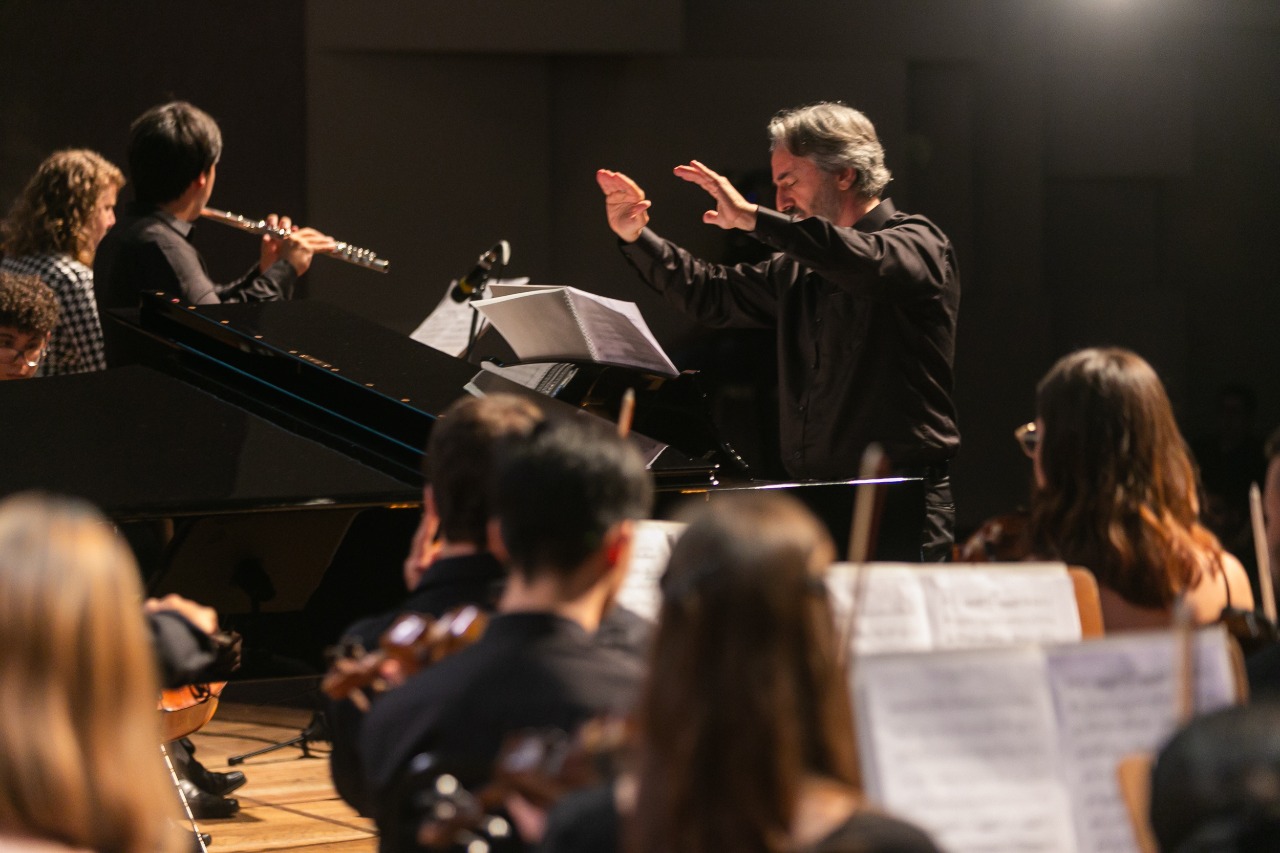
[854,198,897,232]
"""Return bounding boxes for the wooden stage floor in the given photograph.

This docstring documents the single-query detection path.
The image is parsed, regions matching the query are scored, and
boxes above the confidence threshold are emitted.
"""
[187,703,376,853]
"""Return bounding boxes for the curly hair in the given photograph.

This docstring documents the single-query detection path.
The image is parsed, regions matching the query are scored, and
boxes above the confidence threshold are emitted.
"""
[0,149,124,265]
[0,271,60,336]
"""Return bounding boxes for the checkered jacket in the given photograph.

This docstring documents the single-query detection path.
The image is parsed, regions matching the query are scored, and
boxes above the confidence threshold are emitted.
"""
[1,252,107,375]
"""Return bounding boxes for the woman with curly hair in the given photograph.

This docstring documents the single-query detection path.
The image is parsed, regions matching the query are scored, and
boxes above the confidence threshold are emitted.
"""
[1024,347,1254,630]
[1,149,124,375]
[0,492,184,853]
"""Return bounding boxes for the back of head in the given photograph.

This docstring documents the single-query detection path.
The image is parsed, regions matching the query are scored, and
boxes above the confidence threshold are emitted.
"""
[767,101,891,199]
[1151,703,1280,853]
[128,101,222,206]
[1030,347,1212,607]
[0,270,59,337]
[0,493,179,853]
[0,148,125,263]
[490,416,653,577]
[633,492,856,853]
[425,393,543,547]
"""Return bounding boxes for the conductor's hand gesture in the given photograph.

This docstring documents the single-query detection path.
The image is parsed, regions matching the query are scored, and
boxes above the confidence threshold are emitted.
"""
[597,169,652,243]
[673,160,759,232]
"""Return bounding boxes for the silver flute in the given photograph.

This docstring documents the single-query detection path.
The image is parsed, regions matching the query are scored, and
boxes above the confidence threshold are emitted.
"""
[200,207,390,273]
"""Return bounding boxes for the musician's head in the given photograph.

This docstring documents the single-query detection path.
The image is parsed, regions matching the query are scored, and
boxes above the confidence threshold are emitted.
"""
[1030,347,1215,607]
[489,416,653,590]
[631,492,855,853]
[128,101,222,207]
[424,393,544,548]
[768,101,890,221]
[0,271,58,381]
[0,493,183,853]
[1,149,125,265]
[1150,703,1280,853]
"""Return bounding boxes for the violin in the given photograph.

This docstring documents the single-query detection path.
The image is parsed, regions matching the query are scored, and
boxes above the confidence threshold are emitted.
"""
[413,716,635,850]
[159,681,228,743]
[322,605,488,711]
[952,509,1033,562]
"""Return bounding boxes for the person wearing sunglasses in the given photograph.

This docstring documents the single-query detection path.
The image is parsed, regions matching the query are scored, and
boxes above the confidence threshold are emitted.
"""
[1019,347,1254,631]
[0,270,59,381]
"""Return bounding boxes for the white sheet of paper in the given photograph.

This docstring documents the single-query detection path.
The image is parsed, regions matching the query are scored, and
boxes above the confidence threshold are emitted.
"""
[855,647,1078,853]
[410,277,530,357]
[1044,628,1237,853]
[613,520,686,621]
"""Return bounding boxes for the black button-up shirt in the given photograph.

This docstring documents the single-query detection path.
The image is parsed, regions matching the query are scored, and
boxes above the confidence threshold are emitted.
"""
[620,200,959,477]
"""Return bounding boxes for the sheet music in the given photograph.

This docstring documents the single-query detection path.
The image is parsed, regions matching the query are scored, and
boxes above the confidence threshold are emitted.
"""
[825,563,1080,655]
[478,361,579,396]
[471,286,679,377]
[1044,628,1237,853]
[613,519,686,621]
[410,277,530,357]
[854,648,1078,853]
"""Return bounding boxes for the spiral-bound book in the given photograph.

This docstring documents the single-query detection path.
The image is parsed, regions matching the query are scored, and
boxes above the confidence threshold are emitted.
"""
[470,284,679,378]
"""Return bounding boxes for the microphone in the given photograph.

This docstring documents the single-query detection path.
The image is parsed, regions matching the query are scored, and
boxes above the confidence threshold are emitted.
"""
[450,240,511,302]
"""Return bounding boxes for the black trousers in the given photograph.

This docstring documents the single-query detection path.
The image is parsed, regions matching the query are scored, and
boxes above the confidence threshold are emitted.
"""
[918,465,955,562]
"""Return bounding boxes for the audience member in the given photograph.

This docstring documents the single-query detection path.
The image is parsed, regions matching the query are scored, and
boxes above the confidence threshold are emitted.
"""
[0,492,183,853]
[1024,347,1254,630]
[357,416,653,852]
[0,271,59,381]
[1,149,123,374]
[535,492,941,853]
[1150,703,1280,853]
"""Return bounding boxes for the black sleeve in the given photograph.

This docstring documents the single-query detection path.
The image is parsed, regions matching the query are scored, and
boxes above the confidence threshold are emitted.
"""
[149,611,220,688]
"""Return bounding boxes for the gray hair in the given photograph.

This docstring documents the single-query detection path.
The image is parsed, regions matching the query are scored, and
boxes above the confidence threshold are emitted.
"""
[767,102,891,199]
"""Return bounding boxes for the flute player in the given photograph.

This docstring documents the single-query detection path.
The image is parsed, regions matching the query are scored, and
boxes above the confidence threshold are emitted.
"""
[95,101,335,362]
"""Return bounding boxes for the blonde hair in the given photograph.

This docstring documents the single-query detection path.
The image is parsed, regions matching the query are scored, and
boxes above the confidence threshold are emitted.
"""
[0,494,182,853]
[0,149,125,265]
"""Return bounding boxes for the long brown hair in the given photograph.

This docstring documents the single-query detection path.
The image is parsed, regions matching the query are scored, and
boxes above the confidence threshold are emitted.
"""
[629,493,857,853]
[0,493,182,853]
[1029,347,1225,608]
[1,149,124,265]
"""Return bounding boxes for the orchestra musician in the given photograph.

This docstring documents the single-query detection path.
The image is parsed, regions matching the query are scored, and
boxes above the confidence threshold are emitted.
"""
[94,100,334,363]
[0,271,59,381]
[599,101,960,561]
[1022,347,1254,630]
[357,416,652,853]
[0,493,184,853]
[1,149,124,374]
[529,492,941,853]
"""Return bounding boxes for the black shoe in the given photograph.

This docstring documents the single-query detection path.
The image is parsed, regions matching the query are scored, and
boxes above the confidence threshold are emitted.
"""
[188,831,213,853]
[189,767,247,797]
[177,779,240,819]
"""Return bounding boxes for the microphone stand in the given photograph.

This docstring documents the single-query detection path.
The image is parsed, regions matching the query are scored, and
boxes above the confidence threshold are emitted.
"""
[461,253,508,362]
[228,709,330,765]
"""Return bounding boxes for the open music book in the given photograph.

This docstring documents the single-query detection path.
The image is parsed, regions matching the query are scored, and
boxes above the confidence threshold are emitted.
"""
[853,627,1240,853]
[825,562,1084,654]
[471,285,679,378]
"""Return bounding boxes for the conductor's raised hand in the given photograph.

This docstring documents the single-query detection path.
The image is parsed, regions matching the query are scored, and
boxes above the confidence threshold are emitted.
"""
[673,160,758,232]
[597,169,652,243]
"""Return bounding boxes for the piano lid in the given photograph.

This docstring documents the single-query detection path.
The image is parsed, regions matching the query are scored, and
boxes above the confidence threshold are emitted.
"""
[0,365,417,519]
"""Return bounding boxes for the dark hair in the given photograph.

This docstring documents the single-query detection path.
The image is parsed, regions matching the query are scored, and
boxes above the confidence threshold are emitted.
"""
[127,101,222,205]
[630,493,856,853]
[424,394,543,547]
[767,102,891,198]
[1150,703,1280,853]
[0,271,59,336]
[1030,347,1225,608]
[1,149,124,264]
[489,417,653,576]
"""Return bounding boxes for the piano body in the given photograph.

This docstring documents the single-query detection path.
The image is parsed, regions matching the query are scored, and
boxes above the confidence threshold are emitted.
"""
[0,293,923,673]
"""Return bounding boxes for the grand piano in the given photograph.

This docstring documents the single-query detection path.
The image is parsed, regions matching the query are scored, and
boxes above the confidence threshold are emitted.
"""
[1,293,923,673]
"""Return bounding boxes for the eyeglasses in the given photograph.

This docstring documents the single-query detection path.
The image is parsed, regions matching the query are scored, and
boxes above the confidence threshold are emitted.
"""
[0,342,46,370]
[1014,421,1040,458]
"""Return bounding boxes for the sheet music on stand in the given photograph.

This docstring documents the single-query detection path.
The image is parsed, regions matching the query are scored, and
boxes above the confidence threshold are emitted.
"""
[410,277,530,357]
[471,284,679,378]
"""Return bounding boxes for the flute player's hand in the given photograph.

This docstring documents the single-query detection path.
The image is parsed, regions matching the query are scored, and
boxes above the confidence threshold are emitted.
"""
[258,213,338,275]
